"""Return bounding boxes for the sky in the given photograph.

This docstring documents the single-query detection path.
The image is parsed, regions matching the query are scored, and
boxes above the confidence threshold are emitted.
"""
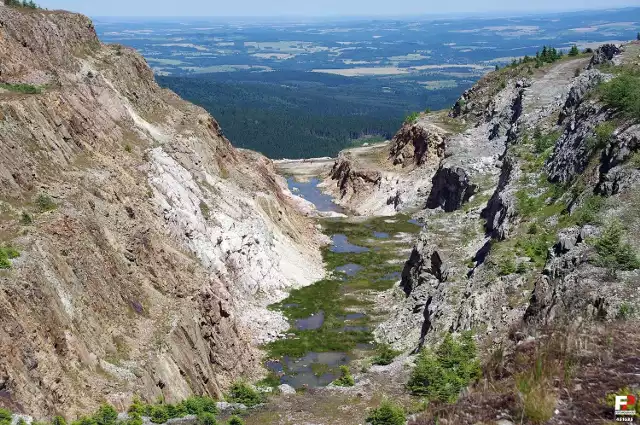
[37,0,638,18]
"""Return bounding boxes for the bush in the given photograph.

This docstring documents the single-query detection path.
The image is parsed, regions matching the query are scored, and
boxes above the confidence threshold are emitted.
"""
[372,344,401,366]
[600,69,640,119]
[149,405,168,424]
[568,45,580,56]
[20,212,32,225]
[5,0,39,8]
[227,417,244,425]
[0,83,41,93]
[71,417,97,425]
[366,400,406,425]
[197,413,217,425]
[332,365,355,387]
[181,396,218,415]
[0,408,12,425]
[499,256,516,276]
[572,194,604,226]
[407,332,481,403]
[0,245,20,269]
[36,193,57,212]
[593,221,640,271]
[53,417,68,425]
[226,381,264,407]
[592,121,616,151]
[94,404,118,425]
[405,112,420,124]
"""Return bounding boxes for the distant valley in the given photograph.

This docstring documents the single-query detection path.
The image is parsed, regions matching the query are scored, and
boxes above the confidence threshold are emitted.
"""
[94,8,640,158]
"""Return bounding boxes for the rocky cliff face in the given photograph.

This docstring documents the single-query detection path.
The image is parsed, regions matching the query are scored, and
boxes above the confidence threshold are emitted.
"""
[0,6,323,417]
[375,43,640,354]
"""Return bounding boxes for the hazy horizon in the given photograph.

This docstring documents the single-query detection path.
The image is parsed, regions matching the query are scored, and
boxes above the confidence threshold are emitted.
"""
[37,0,640,18]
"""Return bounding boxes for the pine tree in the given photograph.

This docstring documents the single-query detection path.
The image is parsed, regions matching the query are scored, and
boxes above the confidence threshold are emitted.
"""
[569,45,580,56]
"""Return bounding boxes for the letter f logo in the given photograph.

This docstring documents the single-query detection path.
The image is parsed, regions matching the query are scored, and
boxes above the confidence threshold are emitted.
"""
[616,395,636,410]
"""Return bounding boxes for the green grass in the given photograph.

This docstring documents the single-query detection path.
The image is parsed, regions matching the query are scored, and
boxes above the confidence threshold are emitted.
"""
[0,83,41,94]
[372,344,402,366]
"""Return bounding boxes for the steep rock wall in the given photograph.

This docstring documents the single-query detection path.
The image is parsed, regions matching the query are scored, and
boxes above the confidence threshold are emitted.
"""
[0,6,323,417]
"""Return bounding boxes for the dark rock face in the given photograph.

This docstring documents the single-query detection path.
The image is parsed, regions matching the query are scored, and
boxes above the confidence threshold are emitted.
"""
[482,155,517,240]
[426,166,478,212]
[546,102,609,184]
[597,124,640,196]
[588,44,622,69]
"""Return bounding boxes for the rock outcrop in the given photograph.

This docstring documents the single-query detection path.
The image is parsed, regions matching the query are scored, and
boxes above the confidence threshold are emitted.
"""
[378,44,640,355]
[0,5,323,417]
[388,122,445,167]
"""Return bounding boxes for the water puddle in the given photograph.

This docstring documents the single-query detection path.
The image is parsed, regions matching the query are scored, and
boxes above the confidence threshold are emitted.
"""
[335,263,363,276]
[287,177,344,213]
[266,352,350,388]
[373,231,390,239]
[408,218,424,227]
[295,311,325,330]
[330,234,370,253]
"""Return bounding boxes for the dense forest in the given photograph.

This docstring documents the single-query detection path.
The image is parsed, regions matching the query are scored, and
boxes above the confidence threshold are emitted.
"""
[158,71,468,158]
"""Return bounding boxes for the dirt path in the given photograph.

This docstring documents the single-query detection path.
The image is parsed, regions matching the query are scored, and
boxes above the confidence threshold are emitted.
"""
[523,57,591,115]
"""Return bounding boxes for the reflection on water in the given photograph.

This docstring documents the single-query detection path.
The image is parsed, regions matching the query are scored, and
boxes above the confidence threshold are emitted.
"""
[373,231,390,239]
[331,234,370,253]
[266,352,350,388]
[287,177,344,213]
[295,311,325,330]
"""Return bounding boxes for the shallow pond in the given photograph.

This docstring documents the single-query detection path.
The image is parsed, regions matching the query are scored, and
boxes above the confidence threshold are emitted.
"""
[335,263,363,276]
[373,231,390,239]
[295,311,325,330]
[330,234,370,253]
[266,352,350,388]
[287,177,344,213]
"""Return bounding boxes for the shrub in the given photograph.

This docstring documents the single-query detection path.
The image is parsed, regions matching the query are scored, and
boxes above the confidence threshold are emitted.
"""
[366,400,406,425]
[0,245,20,269]
[149,405,168,424]
[128,396,146,416]
[20,212,32,225]
[36,193,57,212]
[405,112,420,124]
[593,221,640,271]
[372,344,401,366]
[0,83,41,94]
[600,69,640,119]
[332,365,355,387]
[533,131,559,154]
[0,408,12,425]
[71,417,97,425]
[227,417,244,425]
[572,194,604,226]
[53,416,68,425]
[226,381,264,407]
[568,45,580,56]
[592,121,616,150]
[94,404,118,425]
[407,332,481,403]
[499,256,516,276]
[197,413,217,425]
[181,396,218,415]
